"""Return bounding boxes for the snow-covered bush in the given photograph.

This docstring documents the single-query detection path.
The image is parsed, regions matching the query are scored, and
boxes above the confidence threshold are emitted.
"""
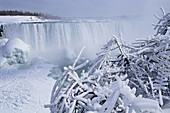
[45,9,170,113]
[45,41,163,113]
[127,36,170,105]
[125,8,170,105]
[0,38,30,68]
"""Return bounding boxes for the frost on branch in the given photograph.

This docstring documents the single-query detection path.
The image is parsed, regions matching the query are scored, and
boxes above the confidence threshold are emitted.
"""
[154,7,170,36]
[45,36,164,113]
[128,36,170,105]
[127,8,170,104]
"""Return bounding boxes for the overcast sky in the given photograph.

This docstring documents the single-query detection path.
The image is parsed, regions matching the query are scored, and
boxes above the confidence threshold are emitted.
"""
[0,0,170,17]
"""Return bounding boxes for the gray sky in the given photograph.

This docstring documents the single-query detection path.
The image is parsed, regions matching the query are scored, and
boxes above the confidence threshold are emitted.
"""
[0,0,170,17]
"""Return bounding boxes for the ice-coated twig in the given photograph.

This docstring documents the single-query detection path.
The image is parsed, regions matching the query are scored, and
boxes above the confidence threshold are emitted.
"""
[69,100,77,113]
[50,70,68,102]
[154,14,161,20]
[51,73,69,102]
[113,35,125,56]
[72,46,85,68]
[74,60,89,70]
[160,7,165,16]
[154,8,170,36]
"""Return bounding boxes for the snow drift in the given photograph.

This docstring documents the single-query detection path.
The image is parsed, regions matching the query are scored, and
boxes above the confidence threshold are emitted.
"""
[0,38,30,68]
[0,60,56,113]
[0,16,43,24]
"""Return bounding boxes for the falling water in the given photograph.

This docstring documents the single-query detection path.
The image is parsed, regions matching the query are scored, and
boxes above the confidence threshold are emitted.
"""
[2,19,141,64]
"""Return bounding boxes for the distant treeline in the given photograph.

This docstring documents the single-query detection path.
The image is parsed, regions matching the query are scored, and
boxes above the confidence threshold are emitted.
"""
[0,10,40,16]
[0,10,60,19]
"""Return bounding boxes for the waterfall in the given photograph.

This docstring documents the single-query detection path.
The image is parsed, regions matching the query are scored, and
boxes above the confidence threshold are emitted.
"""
[2,19,138,64]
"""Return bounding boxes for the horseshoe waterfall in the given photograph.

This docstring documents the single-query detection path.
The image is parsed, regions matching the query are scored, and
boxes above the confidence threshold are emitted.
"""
[2,19,139,63]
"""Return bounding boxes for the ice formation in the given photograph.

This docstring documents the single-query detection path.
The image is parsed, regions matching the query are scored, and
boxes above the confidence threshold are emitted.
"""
[0,38,30,68]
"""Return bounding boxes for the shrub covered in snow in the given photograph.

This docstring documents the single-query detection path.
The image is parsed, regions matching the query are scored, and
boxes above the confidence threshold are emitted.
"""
[45,9,170,113]
[0,38,30,68]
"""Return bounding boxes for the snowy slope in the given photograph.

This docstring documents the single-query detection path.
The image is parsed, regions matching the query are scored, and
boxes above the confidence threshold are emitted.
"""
[0,61,56,113]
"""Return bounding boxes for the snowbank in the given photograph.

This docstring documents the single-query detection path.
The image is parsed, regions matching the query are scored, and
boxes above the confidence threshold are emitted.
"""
[0,16,41,24]
[0,38,8,47]
[0,16,60,24]
[0,38,30,68]
[0,61,56,113]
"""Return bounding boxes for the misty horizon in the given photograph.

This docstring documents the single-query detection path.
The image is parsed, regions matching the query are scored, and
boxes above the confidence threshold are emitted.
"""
[0,0,170,18]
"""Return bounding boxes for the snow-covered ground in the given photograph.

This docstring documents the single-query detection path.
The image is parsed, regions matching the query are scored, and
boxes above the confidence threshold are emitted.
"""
[0,59,56,113]
[0,16,42,23]
[0,16,59,24]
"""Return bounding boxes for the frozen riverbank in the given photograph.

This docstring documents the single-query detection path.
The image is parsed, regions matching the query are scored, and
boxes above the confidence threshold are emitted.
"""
[0,60,56,113]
